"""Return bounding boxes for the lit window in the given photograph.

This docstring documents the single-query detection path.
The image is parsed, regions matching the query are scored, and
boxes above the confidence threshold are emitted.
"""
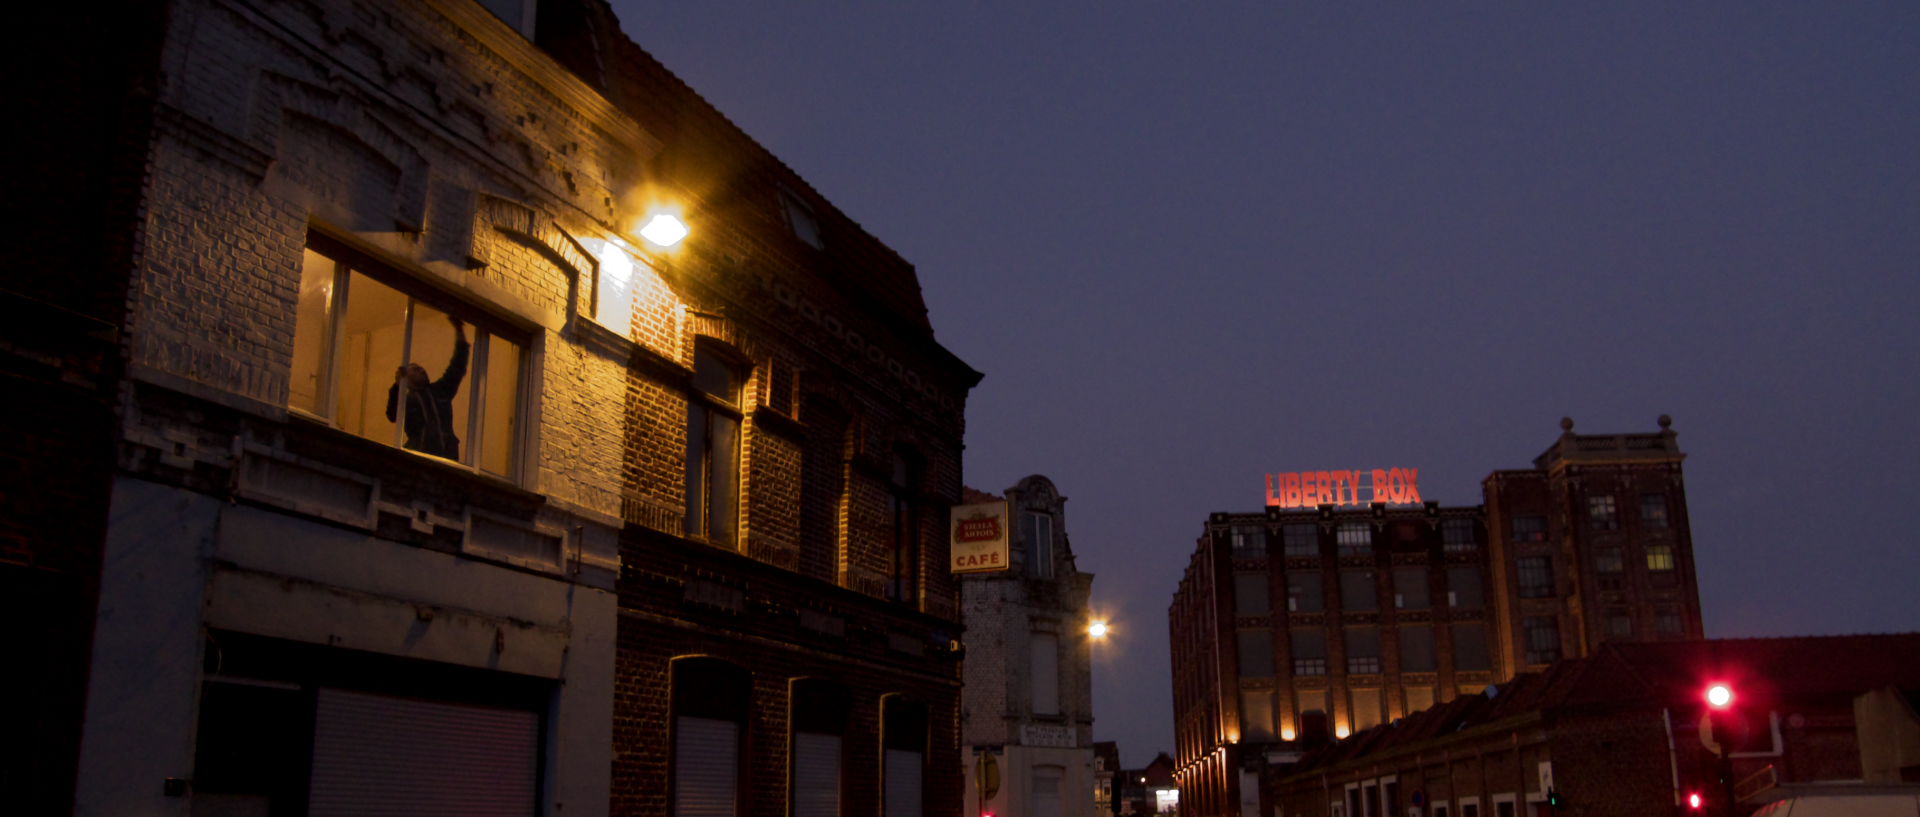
[292,243,525,476]
[1641,494,1670,529]
[1523,616,1560,665]
[1587,495,1618,530]
[1646,544,1676,572]
[1442,518,1478,553]
[1516,556,1554,599]
[1509,515,1546,544]
[1336,522,1371,556]
[685,347,744,546]
[1283,524,1319,557]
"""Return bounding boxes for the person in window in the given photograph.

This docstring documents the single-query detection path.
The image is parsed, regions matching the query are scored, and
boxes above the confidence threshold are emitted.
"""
[386,315,467,459]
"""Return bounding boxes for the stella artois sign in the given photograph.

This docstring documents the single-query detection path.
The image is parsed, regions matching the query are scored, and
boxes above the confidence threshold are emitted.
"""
[950,500,1010,573]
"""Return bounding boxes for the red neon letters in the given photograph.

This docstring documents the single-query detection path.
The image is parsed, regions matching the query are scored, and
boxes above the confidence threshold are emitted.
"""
[1265,468,1422,509]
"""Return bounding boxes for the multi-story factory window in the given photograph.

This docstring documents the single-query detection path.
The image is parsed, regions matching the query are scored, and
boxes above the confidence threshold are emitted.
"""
[686,347,745,546]
[1296,689,1330,741]
[1232,525,1265,556]
[1452,623,1490,671]
[1286,572,1323,613]
[1237,630,1275,677]
[1594,547,1625,574]
[1399,625,1436,672]
[1336,522,1372,556]
[1025,511,1054,580]
[1405,685,1435,714]
[1393,567,1429,610]
[1523,616,1561,665]
[292,243,526,476]
[1509,515,1547,543]
[1604,610,1634,639]
[1587,495,1619,530]
[1345,627,1381,675]
[1351,688,1384,733]
[1234,573,1270,616]
[1290,629,1327,676]
[1641,494,1670,529]
[1442,518,1478,552]
[1283,524,1319,557]
[1655,606,1684,635]
[1516,556,1554,599]
[1646,543,1676,572]
[1446,566,1483,609]
[1340,570,1378,611]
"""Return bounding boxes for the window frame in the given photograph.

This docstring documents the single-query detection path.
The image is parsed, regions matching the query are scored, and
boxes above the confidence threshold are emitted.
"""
[1646,543,1677,572]
[1523,615,1560,665]
[1283,524,1320,558]
[1587,495,1619,530]
[1336,522,1372,556]
[1515,555,1554,599]
[291,239,530,480]
[685,345,746,547]
[1640,494,1670,529]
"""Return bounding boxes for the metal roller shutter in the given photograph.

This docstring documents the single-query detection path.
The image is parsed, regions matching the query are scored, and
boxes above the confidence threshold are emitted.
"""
[1033,766,1063,817]
[884,749,923,817]
[308,688,537,817]
[675,716,739,817]
[792,732,841,817]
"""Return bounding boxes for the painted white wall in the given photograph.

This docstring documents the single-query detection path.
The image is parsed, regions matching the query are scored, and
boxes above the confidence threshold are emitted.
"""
[73,477,218,817]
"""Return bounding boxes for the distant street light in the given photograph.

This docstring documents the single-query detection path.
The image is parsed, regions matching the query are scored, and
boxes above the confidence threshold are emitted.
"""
[1088,620,1110,640]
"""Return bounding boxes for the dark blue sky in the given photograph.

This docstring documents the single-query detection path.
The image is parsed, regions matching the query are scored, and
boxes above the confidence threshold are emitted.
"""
[611,1,1920,766]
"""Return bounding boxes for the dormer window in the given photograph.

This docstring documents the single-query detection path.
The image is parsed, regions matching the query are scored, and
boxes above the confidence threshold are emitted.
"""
[781,188,822,249]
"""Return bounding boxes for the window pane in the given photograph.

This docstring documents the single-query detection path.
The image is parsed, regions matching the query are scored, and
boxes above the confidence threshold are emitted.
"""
[1594,547,1624,574]
[1346,627,1380,674]
[1517,556,1553,599]
[1234,573,1269,616]
[708,413,738,544]
[1287,571,1323,613]
[1341,571,1377,611]
[1647,544,1675,571]
[1240,690,1276,742]
[1510,515,1546,544]
[1641,494,1669,529]
[479,335,521,476]
[404,301,469,461]
[693,348,739,403]
[291,249,337,415]
[1283,524,1318,557]
[1399,625,1436,672]
[1447,567,1483,609]
[1337,523,1371,555]
[1237,630,1274,677]
[684,404,707,537]
[1394,567,1429,610]
[1452,624,1489,671]
[1290,629,1326,676]
[336,271,408,445]
[1524,616,1560,664]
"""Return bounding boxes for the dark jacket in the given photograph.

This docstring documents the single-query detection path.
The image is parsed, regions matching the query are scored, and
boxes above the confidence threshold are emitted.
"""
[385,335,469,459]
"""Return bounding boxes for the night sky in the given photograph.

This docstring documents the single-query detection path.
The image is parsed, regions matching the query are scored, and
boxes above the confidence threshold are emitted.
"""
[609,2,1920,766]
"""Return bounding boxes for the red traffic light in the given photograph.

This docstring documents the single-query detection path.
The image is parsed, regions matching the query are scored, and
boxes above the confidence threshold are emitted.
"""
[1705,683,1734,710]
[1687,791,1704,810]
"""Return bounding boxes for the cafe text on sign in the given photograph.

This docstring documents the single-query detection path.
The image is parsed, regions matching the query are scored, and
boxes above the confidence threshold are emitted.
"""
[950,500,1011,573]
[1265,468,1423,509]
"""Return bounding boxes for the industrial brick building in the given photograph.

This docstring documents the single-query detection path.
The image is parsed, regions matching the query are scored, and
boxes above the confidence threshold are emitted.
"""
[11,0,978,815]
[1169,419,1704,817]
[961,476,1099,817]
[1269,634,1920,817]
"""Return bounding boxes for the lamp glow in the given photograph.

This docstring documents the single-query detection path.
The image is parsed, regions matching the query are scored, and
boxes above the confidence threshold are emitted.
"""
[1706,683,1733,709]
[639,213,688,247]
[1088,620,1109,640]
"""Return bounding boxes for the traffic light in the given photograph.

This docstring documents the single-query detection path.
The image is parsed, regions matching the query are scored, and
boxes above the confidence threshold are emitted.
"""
[1687,791,1704,810]
[1546,789,1563,808]
[1705,683,1734,710]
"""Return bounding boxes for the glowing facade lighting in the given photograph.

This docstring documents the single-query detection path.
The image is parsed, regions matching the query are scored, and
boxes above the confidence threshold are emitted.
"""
[1088,620,1109,639]
[1706,683,1734,709]
[639,212,688,247]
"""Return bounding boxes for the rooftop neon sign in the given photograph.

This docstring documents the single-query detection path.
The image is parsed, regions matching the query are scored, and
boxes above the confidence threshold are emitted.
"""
[1265,468,1422,509]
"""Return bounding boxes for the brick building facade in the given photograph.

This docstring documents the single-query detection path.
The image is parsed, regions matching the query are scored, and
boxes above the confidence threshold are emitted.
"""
[15,0,978,814]
[1268,634,1920,817]
[1169,420,1704,817]
[961,476,1098,817]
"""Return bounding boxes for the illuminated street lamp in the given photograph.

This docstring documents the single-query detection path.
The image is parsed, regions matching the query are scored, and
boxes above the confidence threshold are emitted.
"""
[1088,619,1110,640]
[639,211,689,247]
